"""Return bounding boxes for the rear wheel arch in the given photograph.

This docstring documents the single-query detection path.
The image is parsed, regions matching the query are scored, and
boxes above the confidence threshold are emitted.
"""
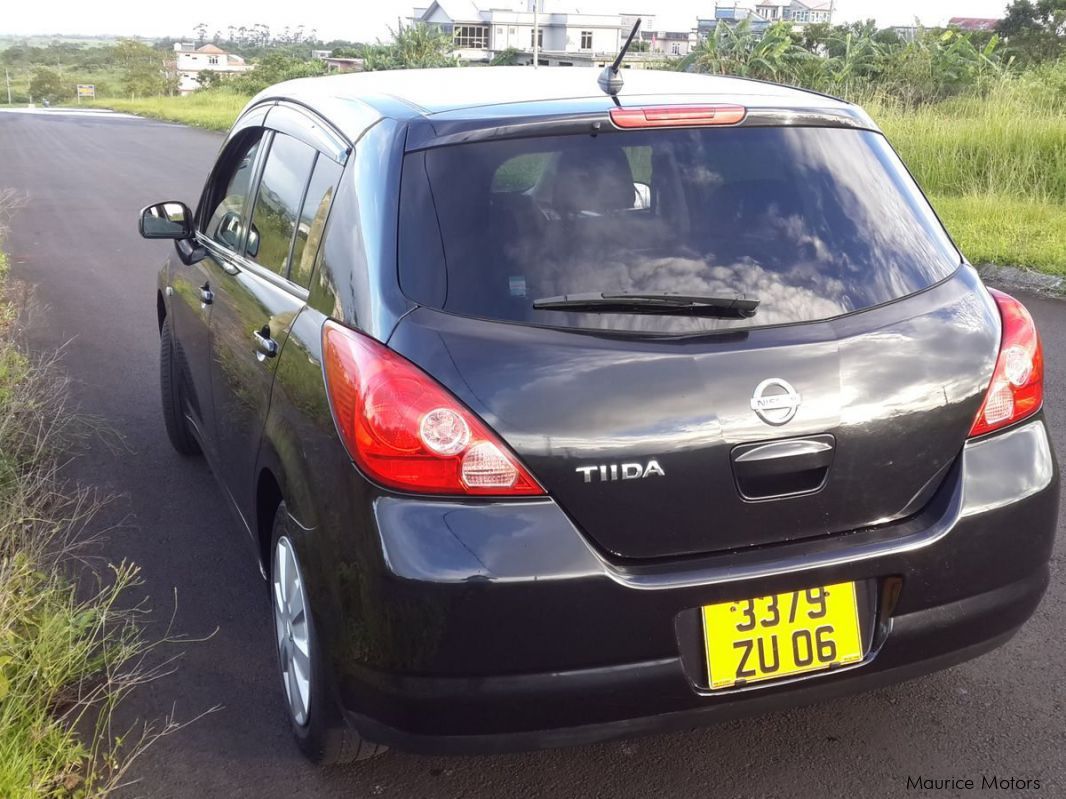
[256,467,285,570]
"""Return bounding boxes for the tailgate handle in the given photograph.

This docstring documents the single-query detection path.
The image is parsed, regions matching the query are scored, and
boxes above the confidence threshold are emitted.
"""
[731,435,835,500]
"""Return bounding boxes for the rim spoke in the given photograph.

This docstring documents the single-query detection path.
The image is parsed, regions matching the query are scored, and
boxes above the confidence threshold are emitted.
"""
[292,643,311,682]
[273,579,286,617]
[277,546,290,603]
[274,611,287,648]
[279,643,292,702]
[288,660,306,723]
[288,585,305,626]
[286,568,300,617]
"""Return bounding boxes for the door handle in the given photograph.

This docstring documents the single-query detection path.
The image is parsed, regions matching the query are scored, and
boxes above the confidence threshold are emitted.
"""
[731,434,836,500]
[254,325,278,358]
[199,282,214,305]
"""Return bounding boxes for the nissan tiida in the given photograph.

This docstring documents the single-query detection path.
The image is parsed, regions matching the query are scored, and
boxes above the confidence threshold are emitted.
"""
[139,63,1059,762]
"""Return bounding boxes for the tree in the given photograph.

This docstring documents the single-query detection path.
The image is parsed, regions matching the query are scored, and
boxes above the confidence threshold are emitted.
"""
[796,22,832,53]
[29,67,65,103]
[363,23,457,71]
[114,39,171,98]
[682,21,808,82]
[196,70,226,90]
[330,45,367,58]
[229,52,328,95]
[490,47,522,65]
[999,0,1066,62]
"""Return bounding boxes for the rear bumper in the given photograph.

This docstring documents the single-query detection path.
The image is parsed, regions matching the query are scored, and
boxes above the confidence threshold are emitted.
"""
[320,418,1058,753]
[346,570,1045,754]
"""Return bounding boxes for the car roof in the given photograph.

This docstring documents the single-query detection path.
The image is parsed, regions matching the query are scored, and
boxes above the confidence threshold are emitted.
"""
[247,67,854,138]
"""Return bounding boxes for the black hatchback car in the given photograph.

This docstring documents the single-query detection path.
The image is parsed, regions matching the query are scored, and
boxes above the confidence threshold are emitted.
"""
[139,67,1059,763]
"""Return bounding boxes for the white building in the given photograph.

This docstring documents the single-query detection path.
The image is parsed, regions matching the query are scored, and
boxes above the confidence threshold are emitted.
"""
[754,1,834,26]
[642,30,697,57]
[172,43,252,95]
[412,1,659,64]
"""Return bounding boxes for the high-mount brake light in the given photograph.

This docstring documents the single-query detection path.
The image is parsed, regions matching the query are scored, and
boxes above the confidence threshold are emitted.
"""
[321,321,544,496]
[968,289,1044,438]
[609,105,747,129]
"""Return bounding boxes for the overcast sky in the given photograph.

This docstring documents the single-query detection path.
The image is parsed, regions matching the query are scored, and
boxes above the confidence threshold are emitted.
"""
[2,0,1011,42]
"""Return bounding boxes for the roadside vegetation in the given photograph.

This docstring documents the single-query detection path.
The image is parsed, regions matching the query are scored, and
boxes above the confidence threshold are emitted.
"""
[0,194,181,796]
[3,1,1065,274]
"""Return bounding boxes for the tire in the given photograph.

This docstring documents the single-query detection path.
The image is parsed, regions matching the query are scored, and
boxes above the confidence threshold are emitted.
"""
[269,503,386,764]
[159,318,201,456]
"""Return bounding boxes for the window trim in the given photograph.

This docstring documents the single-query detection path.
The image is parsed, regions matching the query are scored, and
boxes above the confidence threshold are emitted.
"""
[264,101,350,165]
[200,236,311,302]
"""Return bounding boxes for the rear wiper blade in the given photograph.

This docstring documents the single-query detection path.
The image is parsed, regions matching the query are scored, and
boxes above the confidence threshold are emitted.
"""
[532,292,759,319]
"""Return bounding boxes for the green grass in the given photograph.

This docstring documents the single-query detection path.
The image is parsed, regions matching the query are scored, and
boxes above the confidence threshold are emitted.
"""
[930,193,1066,275]
[873,77,1066,202]
[84,91,248,131]
[0,221,165,796]
[867,73,1066,275]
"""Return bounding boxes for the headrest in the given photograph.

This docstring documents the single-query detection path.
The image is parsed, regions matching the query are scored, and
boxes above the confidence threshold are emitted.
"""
[552,146,635,214]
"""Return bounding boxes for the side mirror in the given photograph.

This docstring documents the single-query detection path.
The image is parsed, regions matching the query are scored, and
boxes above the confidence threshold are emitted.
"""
[246,223,260,259]
[139,201,194,240]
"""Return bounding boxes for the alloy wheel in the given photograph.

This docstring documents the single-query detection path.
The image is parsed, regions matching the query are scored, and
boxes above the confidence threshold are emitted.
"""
[273,535,312,726]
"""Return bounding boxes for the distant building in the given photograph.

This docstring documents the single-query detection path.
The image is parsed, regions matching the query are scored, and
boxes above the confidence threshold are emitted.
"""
[642,29,697,57]
[412,1,658,65]
[172,43,251,95]
[890,25,920,43]
[947,17,1000,32]
[322,57,365,73]
[756,1,834,26]
[699,1,832,37]
[310,49,333,59]
[697,6,771,39]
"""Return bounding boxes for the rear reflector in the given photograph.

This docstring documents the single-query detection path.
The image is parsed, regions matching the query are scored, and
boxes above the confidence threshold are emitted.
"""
[968,289,1044,438]
[610,104,747,129]
[322,321,544,496]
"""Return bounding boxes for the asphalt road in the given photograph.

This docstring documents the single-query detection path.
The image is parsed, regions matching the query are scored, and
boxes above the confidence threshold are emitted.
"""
[1,108,1064,799]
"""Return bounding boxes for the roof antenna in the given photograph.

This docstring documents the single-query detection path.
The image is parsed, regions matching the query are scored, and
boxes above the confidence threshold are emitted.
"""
[598,17,641,97]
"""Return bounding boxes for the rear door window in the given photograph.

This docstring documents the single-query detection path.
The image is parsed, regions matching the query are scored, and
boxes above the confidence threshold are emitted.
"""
[246,132,317,277]
[399,127,961,334]
[290,155,343,288]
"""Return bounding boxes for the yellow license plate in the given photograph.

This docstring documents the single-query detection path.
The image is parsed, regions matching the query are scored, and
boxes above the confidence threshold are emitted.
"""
[702,582,864,690]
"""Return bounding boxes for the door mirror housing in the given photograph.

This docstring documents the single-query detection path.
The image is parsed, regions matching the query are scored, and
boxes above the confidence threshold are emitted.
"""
[176,237,207,266]
[139,201,194,240]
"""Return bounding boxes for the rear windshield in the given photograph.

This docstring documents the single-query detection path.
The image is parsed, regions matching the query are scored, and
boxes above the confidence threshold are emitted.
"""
[398,126,960,334]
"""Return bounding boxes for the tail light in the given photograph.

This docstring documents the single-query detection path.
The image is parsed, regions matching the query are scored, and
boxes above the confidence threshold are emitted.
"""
[968,289,1044,438]
[322,321,544,496]
[610,104,747,129]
